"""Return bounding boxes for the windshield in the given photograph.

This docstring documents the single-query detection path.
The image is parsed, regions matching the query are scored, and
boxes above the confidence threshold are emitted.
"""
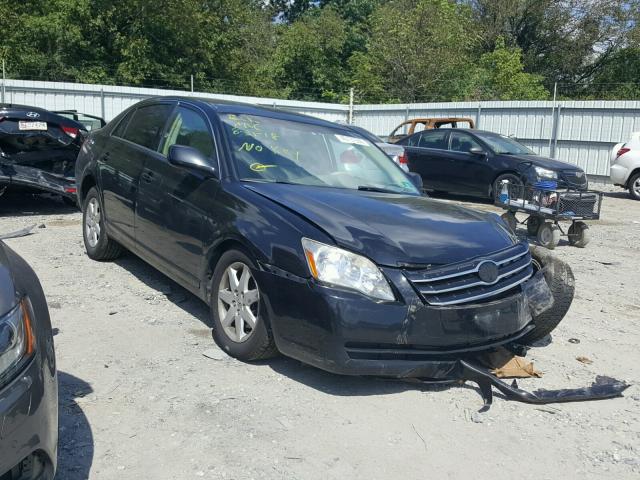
[476,132,535,155]
[221,113,418,194]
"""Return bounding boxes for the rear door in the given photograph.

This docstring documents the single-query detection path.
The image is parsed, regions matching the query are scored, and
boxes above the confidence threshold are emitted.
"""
[445,131,494,195]
[136,103,219,289]
[401,129,450,190]
[99,103,173,248]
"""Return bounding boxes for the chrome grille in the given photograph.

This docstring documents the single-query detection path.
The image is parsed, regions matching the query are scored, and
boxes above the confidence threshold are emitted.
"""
[404,243,533,306]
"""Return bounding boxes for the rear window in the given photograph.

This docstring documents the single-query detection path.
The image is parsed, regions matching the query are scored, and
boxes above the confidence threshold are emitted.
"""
[121,104,173,150]
[418,130,448,149]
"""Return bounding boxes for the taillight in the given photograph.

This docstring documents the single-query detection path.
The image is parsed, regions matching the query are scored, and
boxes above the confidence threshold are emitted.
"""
[0,116,5,122]
[398,151,409,165]
[617,147,631,158]
[61,125,79,139]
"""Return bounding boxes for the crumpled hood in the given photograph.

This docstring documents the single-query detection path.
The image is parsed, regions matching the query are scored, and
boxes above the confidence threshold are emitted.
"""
[510,154,583,173]
[244,183,516,267]
[0,243,17,315]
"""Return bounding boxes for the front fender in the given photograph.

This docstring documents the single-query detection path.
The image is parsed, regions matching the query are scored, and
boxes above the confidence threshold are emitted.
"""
[200,182,332,295]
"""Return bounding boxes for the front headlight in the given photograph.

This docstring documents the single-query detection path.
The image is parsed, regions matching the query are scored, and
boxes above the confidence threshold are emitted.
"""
[301,238,395,301]
[534,166,558,180]
[0,298,35,386]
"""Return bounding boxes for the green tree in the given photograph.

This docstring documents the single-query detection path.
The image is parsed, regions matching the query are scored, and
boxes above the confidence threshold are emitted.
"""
[469,36,549,100]
[351,0,476,102]
[465,0,640,91]
[269,8,350,101]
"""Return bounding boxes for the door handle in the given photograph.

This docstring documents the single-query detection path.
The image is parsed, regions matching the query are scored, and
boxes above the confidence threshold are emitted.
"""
[141,171,154,183]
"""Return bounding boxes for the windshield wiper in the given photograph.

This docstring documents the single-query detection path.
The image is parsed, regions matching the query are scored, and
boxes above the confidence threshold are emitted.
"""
[357,185,400,194]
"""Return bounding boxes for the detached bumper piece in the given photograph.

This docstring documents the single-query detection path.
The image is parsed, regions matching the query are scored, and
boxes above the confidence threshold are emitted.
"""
[419,360,629,411]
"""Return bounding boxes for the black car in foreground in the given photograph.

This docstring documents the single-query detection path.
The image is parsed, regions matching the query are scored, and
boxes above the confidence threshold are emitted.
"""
[396,128,588,198]
[0,240,57,480]
[1,104,87,201]
[75,97,573,381]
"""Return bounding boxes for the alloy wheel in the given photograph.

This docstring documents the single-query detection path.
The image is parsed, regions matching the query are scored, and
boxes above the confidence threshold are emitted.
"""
[217,262,260,343]
[85,197,101,248]
[633,177,640,197]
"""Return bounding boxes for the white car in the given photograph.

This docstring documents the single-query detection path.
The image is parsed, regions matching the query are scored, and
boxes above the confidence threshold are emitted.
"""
[610,132,640,200]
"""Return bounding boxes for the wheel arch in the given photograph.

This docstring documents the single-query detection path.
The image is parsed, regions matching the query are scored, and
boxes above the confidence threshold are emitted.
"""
[625,166,640,188]
[202,236,263,300]
[79,174,97,207]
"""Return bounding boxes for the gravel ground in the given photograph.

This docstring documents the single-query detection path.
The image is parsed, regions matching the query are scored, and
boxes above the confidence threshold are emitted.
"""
[1,185,639,480]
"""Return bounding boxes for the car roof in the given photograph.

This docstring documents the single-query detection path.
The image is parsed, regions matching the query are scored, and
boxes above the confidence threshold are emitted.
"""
[418,128,499,136]
[135,96,348,130]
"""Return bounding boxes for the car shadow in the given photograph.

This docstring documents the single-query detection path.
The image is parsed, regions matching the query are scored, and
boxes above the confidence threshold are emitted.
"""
[57,371,94,480]
[113,253,212,328]
[0,192,77,217]
[251,355,506,407]
[602,190,632,200]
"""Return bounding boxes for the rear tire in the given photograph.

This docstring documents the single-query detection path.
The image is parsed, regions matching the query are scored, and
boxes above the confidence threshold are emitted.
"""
[82,187,123,261]
[628,172,640,200]
[520,246,575,345]
[210,249,278,361]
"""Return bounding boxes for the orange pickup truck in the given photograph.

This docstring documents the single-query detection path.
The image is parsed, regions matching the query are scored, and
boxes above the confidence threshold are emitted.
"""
[388,117,475,143]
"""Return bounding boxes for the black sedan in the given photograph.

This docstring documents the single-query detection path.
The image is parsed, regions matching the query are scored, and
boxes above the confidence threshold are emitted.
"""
[75,97,572,380]
[0,240,57,479]
[396,128,588,198]
[1,104,87,201]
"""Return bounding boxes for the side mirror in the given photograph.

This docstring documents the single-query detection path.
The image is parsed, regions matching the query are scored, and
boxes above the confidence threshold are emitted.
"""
[168,145,217,177]
[469,147,487,156]
[407,171,423,191]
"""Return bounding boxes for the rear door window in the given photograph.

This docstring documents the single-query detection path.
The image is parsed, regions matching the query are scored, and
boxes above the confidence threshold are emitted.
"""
[121,104,173,150]
[161,106,215,159]
[418,130,448,149]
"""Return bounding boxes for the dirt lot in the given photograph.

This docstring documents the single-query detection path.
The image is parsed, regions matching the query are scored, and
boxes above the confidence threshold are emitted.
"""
[1,185,639,480]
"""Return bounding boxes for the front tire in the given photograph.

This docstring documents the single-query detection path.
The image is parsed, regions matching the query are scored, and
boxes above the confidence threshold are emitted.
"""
[210,249,277,361]
[82,187,123,261]
[520,246,575,345]
[493,173,523,201]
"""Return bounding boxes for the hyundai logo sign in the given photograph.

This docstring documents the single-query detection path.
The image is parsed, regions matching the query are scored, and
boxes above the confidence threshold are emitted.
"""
[26,111,40,118]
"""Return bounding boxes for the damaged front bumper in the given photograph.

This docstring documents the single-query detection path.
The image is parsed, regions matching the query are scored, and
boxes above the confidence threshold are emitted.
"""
[0,162,76,198]
[257,264,539,378]
[258,264,629,407]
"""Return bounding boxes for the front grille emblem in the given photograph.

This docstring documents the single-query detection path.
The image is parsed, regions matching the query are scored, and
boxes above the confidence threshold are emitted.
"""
[477,261,499,284]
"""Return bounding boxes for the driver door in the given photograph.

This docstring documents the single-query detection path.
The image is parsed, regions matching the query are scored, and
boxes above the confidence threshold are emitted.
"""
[136,104,220,289]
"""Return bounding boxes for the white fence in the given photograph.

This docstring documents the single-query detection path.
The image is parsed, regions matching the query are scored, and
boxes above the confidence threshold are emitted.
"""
[3,79,640,179]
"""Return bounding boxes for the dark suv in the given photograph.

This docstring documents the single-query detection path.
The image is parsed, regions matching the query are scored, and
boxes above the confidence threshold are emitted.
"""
[75,97,572,380]
[396,128,588,198]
